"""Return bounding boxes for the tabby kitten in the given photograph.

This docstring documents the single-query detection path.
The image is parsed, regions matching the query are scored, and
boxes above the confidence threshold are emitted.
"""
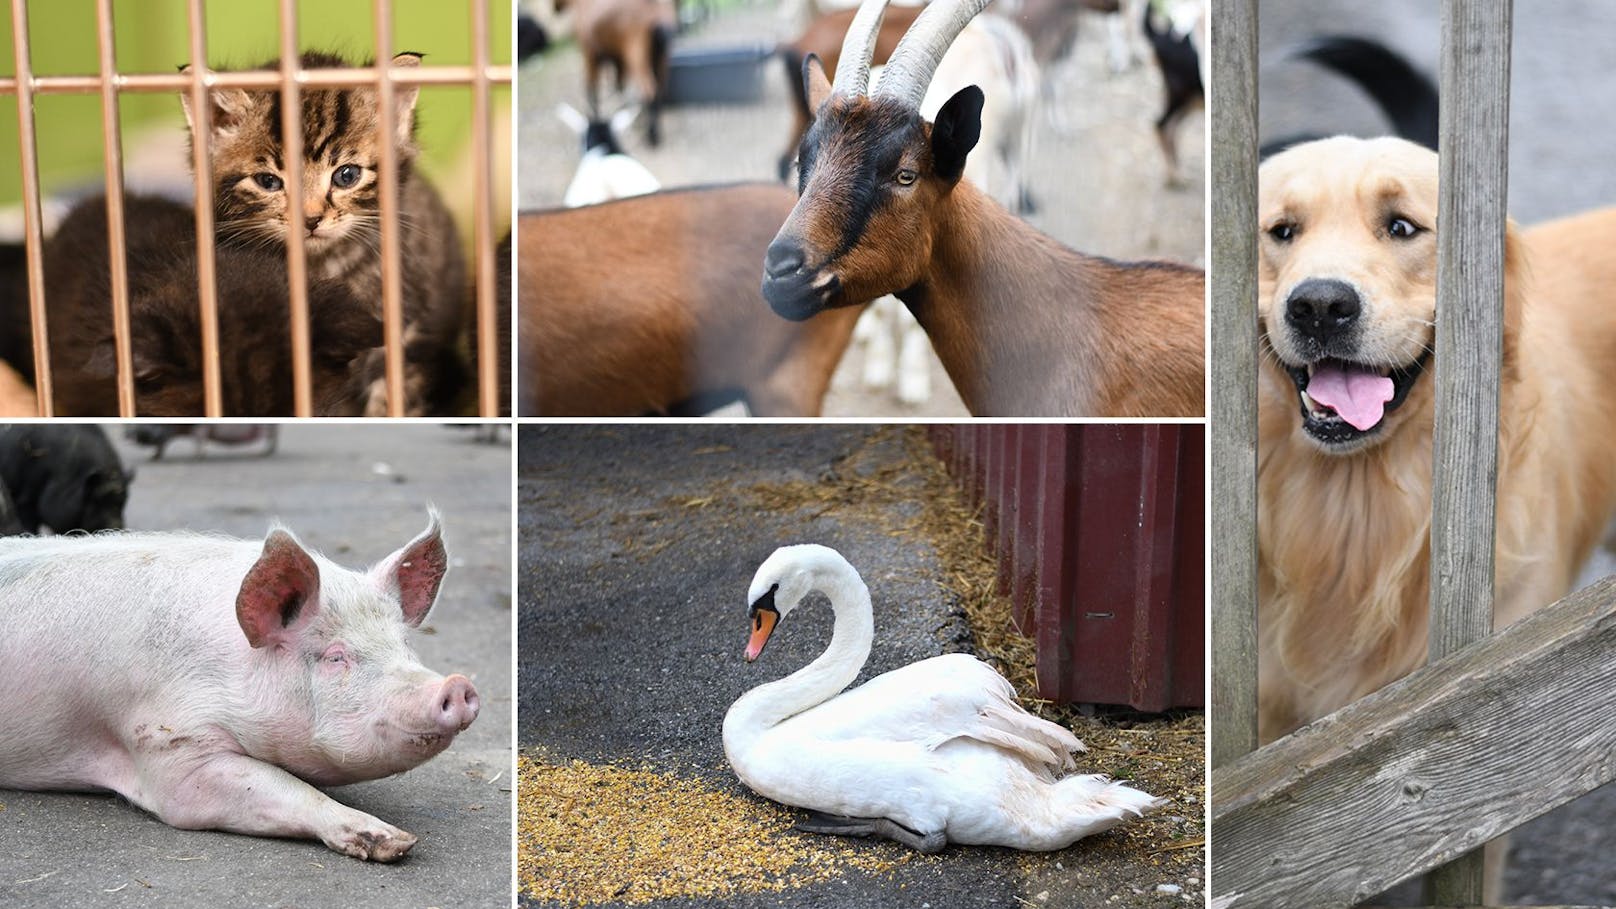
[179,51,467,415]
[37,194,380,416]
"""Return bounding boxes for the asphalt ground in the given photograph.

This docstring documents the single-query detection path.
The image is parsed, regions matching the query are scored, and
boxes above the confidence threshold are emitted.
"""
[517,424,1205,909]
[0,423,513,909]
[519,2,1204,417]
[1257,2,1616,904]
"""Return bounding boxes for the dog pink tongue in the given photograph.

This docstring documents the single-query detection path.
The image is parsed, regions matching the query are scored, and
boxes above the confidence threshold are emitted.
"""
[1307,362,1395,431]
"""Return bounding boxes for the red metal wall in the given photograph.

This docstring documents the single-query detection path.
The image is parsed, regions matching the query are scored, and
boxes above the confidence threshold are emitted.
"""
[930,425,1204,712]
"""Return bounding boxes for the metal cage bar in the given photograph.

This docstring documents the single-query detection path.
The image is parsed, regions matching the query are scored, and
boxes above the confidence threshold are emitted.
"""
[0,1,511,418]
[0,66,514,94]
[470,0,499,417]
[278,0,314,417]
[9,0,53,415]
[94,0,135,416]
[185,0,223,417]
[373,0,406,417]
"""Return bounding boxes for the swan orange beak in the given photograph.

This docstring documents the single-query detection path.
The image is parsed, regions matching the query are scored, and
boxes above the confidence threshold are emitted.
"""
[745,606,778,662]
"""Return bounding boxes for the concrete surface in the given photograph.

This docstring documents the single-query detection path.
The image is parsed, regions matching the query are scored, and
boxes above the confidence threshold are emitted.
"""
[0,424,513,909]
[1258,3,1616,903]
[519,2,1204,417]
[517,424,1203,909]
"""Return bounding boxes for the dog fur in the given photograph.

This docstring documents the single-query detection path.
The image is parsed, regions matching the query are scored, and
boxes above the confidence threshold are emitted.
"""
[1256,136,1616,741]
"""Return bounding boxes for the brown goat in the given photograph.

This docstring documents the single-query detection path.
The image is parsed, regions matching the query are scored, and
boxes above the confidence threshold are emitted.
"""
[777,4,923,180]
[572,0,676,146]
[762,0,1204,417]
[519,183,863,416]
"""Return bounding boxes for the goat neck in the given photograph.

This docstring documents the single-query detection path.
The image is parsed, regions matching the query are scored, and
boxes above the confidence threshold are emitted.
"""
[903,179,1203,416]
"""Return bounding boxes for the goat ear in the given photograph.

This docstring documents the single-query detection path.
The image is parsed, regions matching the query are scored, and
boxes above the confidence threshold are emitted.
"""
[557,101,589,136]
[931,85,984,183]
[804,53,832,114]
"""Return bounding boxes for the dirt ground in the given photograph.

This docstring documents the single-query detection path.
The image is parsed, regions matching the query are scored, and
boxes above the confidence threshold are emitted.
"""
[0,424,513,909]
[517,425,1205,909]
[519,1,1205,417]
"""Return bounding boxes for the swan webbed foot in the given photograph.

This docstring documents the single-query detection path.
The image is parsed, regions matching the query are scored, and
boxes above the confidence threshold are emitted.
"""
[796,811,946,854]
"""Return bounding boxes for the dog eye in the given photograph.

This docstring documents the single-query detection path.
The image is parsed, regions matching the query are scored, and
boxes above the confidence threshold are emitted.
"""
[1267,222,1296,242]
[1388,217,1420,238]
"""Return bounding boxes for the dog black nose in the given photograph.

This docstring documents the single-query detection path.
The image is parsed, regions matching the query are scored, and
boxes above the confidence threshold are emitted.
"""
[1286,278,1361,343]
[764,241,805,280]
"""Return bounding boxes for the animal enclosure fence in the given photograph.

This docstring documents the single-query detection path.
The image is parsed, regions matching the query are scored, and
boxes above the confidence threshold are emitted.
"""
[2,0,511,417]
[929,423,1204,712]
[1210,1,1616,907]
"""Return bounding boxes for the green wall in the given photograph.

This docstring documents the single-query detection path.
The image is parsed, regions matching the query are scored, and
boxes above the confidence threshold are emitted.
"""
[0,0,510,205]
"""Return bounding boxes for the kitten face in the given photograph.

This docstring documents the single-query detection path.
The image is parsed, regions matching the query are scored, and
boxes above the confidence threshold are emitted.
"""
[180,52,421,257]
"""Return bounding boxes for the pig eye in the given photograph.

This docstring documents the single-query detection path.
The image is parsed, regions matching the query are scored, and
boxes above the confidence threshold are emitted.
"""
[320,645,350,666]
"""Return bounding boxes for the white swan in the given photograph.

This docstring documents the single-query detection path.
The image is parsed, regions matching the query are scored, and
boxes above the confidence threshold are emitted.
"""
[722,544,1163,852]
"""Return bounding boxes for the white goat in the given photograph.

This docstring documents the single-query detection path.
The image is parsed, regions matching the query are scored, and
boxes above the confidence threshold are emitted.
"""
[853,14,1040,406]
[556,103,661,208]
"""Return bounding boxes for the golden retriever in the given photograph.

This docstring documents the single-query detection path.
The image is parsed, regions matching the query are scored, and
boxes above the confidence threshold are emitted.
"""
[1255,136,1616,741]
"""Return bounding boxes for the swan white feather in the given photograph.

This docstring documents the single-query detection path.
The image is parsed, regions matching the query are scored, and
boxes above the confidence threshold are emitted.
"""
[722,544,1163,852]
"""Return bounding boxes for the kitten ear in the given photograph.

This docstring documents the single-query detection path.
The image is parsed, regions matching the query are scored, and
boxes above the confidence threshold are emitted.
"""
[388,53,423,145]
[177,64,253,139]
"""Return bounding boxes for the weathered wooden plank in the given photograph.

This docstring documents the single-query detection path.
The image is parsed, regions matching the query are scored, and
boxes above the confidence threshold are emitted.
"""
[1208,0,1258,770]
[1210,576,1616,908]
[1427,0,1513,900]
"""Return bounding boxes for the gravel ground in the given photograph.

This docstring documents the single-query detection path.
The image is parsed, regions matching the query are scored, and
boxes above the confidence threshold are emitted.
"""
[517,424,1204,909]
[0,424,513,909]
[1257,2,1616,904]
[519,2,1204,417]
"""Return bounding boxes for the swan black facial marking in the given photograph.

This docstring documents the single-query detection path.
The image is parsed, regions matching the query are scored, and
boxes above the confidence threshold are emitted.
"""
[749,583,780,627]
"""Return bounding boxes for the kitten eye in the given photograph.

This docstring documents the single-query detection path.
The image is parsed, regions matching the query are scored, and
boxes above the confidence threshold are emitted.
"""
[253,173,283,192]
[332,164,363,189]
[895,169,917,186]
[1387,217,1421,239]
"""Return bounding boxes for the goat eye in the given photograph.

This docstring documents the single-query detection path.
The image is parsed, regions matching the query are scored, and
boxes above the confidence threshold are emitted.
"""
[895,169,917,186]
[332,164,362,188]
[1388,217,1419,238]
[1268,222,1295,242]
[253,172,284,191]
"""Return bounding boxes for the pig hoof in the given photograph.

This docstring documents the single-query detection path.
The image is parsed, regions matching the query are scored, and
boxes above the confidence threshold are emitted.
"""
[332,824,417,862]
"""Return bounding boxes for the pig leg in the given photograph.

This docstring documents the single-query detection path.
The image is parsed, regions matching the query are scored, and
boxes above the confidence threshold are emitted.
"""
[135,754,418,861]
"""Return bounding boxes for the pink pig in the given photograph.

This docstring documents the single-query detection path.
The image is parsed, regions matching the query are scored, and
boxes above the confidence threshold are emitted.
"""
[0,513,479,861]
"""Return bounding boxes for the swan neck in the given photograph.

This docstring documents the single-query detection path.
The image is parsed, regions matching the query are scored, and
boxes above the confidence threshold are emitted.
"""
[725,564,874,751]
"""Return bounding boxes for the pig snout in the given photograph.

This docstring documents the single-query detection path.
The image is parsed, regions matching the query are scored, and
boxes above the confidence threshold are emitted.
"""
[435,674,480,733]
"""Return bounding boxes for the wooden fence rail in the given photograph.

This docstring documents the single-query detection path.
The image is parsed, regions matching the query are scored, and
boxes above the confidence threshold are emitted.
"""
[1211,576,1616,907]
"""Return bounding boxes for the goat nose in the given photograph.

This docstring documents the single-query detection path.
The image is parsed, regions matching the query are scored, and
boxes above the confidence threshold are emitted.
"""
[435,674,480,733]
[1285,278,1362,343]
[764,240,805,280]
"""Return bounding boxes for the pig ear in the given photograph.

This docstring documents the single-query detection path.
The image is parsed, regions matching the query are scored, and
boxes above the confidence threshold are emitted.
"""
[372,513,447,627]
[237,530,322,649]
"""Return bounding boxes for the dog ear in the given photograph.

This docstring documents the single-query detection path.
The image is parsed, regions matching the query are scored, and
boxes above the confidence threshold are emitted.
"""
[1500,219,1527,380]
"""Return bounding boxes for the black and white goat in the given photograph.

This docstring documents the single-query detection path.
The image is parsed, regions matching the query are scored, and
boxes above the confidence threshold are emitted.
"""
[556,102,662,207]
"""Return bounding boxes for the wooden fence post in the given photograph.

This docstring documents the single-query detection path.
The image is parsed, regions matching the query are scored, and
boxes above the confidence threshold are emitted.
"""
[1426,0,1513,901]
[1209,0,1259,769]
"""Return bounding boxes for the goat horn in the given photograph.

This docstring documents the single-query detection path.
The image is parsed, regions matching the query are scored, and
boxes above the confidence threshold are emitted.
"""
[831,0,890,98]
[873,0,992,109]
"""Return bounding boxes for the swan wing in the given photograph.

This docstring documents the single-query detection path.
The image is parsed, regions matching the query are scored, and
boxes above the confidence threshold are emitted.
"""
[781,653,1085,774]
